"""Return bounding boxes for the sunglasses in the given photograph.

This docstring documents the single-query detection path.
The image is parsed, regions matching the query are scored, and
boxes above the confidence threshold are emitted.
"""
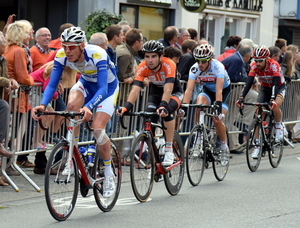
[254,58,265,63]
[62,43,81,51]
[196,59,210,64]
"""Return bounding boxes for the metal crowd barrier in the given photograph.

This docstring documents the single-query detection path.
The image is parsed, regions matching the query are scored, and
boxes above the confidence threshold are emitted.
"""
[1,80,300,191]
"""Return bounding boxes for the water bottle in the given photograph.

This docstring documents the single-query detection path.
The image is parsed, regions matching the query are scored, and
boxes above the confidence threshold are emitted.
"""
[158,136,165,155]
[262,121,269,134]
[79,146,88,166]
[87,145,96,167]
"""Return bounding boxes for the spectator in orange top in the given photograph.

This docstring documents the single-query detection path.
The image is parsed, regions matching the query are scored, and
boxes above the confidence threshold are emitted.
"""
[48,23,74,51]
[30,27,53,71]
[3,20,35,167]
[218,35,241,61]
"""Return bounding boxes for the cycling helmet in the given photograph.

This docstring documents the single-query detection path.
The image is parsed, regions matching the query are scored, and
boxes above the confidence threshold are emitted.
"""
[193,44,214,60]
[142,40,164,54]
[252,45,270,59]
[60,27,86,43]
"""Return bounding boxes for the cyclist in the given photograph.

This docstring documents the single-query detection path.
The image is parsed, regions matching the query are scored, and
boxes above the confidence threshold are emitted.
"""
[237,45,285,158]
[179,44,231,164]
[117,40,183,166]
[32,27,119,198]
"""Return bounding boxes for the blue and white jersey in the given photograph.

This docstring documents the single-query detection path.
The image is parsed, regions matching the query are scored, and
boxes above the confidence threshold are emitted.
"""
[188,59,230,92]
[42,44,118,110]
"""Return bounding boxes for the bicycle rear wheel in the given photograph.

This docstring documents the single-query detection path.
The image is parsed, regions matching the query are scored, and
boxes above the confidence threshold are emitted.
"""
[164,131,185,195]
[93,140,121,212]
[246,120,263,172]
[130,133,154,202]
[212,128,229,181]
[186,125,206,186]
[269,124,284,168]
[44,141,78,221]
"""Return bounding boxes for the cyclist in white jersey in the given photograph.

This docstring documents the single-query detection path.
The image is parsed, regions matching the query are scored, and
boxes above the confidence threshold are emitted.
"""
[32,27,119,198]
[179,44,231,163]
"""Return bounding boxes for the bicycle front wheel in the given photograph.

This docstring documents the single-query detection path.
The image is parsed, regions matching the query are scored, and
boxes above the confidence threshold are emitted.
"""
[130,133,154,202]
[212,129,230,181]
[269,124,284,168]
[164,131,185,195]
[93,140,121,212]
[246,120,263,172]
[44,141,78,221]
[186,125,206,186]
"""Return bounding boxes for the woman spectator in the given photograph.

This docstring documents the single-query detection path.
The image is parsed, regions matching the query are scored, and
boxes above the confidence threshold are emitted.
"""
[3,20,35,167]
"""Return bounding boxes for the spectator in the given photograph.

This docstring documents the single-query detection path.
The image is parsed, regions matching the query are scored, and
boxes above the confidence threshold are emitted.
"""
[105,24,124,70]
[3,21,35,168]
[181,38,198,54]
[281,51,295,83]
[30,27,53,71]
[158,26,180,48]
[118,21,131,43]
[269,46,281,62]
[221,44,253,83]
[287,44,299,61]
[294,52,300,79]
[218,35,242,61]
[163,46,182,64]
[274,38,287,64]
[175,28,190,50]
[89,32,108,50]
[188,28,198,41]
[239,38,258,74]
[48,23,74,51]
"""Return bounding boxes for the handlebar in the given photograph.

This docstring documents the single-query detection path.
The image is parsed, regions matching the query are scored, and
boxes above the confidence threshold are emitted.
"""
[119,110,167,130]
[239,102,271,116]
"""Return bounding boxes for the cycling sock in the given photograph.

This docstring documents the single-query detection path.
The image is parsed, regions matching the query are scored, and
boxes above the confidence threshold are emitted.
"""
[103,158,113,177]
[275,122,282,128]
[165,142,173,153]
[220,140,228,150]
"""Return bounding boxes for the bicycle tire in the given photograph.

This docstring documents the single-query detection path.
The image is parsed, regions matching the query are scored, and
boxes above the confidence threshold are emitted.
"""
[130,133,154,202]
[212,128,230,181]
[268,123,284,168]
[44,141,78,221]
[93,140,121,212]
[186,125,206,186]
[164,131,185,195]
[246,120,263,172]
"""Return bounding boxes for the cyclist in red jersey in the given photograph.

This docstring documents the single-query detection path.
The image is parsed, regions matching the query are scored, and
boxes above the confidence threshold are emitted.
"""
[237,46,286,158]
[117,40,183,166]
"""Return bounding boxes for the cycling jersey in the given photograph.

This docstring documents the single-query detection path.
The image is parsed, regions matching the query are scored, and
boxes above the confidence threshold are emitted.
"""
[248,58,284,87]
[134,56,183,94]
[42,44,118,110]
[188,59,230,92]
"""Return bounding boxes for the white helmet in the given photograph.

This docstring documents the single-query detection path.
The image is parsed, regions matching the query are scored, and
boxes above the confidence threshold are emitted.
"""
[193,44,214,60]
[60,27,86,43]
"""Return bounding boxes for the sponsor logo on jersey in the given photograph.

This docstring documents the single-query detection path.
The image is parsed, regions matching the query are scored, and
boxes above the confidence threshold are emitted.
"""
[92,53,101,59]
[56,51,66,58]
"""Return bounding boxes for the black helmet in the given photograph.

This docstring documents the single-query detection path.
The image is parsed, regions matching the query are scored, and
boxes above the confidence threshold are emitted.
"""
[142,40,164,54]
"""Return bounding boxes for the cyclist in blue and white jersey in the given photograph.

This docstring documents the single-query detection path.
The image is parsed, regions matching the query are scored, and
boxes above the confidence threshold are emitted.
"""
[32,27,119,198]
[179,44,231,163]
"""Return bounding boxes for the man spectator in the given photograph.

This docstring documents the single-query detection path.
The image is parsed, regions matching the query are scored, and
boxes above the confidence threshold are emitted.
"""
[48,23,74,51]
[274,38,287,64]
[221,44,253,83]
[118,21,131,43]
[177,39,198,81]
[218,35,242,61]
[269,46,281,62]
[188,28,198,41]
[30,27,53,71]
[175,28,190,50]
[106,24,124,71]
[158,26,180,48]
[89,32,108,50]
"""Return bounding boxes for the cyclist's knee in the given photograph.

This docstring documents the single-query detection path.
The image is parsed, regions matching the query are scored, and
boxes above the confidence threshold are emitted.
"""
[93,128,109,145]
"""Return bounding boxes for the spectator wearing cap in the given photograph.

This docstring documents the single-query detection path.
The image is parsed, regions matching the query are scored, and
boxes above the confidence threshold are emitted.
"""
[218,35,242,61]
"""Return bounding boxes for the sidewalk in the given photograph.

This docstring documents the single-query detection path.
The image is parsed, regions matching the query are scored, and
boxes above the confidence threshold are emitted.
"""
[1,142,299,205]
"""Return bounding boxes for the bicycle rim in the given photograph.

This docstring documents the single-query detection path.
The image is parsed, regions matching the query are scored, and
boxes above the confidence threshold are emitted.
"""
[246,121,263,172]
[130,133,154,202]
[269,124,284,168]
[212,129,229,181]
[93,140,122,212]
[164,131,185,195]
[186,126,206,186]
[44,142,78,221]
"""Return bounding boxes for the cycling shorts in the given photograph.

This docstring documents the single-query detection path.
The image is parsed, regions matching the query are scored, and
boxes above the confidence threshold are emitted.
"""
[198,86,231,111]
[257,84,286,103]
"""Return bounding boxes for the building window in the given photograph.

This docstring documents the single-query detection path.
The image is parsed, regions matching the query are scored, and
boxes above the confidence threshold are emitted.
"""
[120,4,170,40]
